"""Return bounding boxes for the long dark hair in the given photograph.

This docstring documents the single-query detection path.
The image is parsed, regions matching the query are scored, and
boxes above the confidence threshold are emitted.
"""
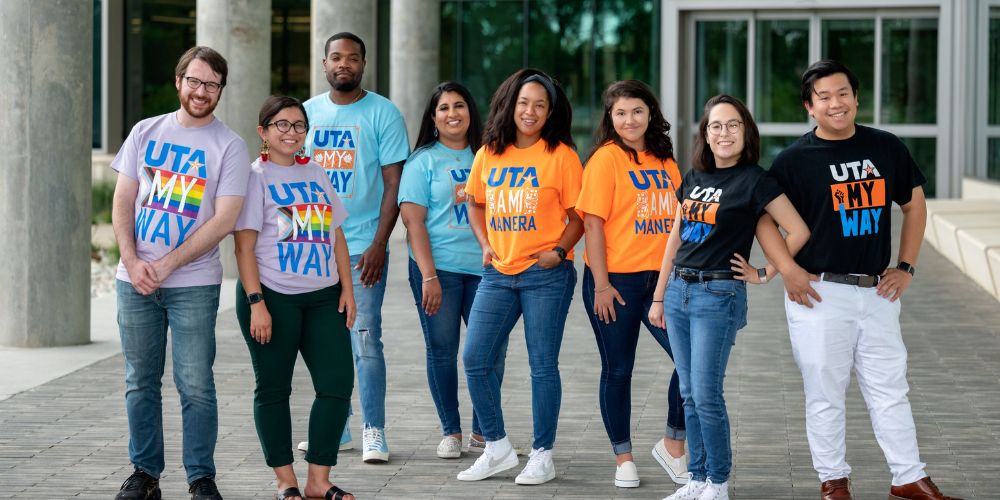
[590,80,673,164]
[482,68,574,154]
[258,95,308,128]
[692,94,760,173]
[413,81,482,153]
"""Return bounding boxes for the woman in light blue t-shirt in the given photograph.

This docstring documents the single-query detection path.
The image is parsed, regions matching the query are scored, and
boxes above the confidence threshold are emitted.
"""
[398,82,507,459]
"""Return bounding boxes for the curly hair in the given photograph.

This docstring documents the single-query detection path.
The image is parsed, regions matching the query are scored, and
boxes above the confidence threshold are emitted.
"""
[590,80,673,164]
[481,68,575,155]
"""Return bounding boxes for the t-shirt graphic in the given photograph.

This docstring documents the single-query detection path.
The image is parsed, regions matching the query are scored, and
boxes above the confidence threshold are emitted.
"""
[632,168,679,235]
[111,113,250,288]
[679,186,721,244]
[828,159,885,237]
[311,125,359,198]
[450,167,471,229]
[486,166,540,233]
[270,182,336,277]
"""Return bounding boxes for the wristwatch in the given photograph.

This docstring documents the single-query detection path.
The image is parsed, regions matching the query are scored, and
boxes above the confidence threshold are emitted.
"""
[757,267,768,283]
[896,261,916,276]
[246,292,265,305]
[553,246,567,262]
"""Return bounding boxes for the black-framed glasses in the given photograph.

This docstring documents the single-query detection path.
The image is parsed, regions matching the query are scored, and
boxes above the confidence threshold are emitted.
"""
[266,119,308,134]
[707,120,743,136]
[182,76,223,93]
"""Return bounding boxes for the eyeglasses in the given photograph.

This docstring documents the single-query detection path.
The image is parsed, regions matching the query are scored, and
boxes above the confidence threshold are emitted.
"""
[182,76,223,93]
[266,119,308,134]
[707,120,743,136]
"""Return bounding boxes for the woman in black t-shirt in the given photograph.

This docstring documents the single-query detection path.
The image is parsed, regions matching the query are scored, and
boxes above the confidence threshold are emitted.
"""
[648,95,811,499]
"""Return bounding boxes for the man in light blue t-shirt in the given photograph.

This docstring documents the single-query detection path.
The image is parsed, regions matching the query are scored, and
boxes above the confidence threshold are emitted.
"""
[301,31,409,464]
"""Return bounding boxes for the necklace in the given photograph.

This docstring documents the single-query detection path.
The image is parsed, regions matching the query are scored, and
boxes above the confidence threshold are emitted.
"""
[349,88,364,104]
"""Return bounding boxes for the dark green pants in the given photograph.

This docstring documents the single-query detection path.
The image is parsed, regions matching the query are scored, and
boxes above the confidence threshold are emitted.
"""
[236,281,353,467]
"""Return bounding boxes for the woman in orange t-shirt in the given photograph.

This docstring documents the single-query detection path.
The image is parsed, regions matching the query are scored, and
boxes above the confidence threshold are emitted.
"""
[577,80,688,489]
[457,69,583,485]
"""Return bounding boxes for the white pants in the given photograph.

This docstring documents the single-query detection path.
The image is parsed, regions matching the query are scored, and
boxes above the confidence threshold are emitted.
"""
[785,279,926,486]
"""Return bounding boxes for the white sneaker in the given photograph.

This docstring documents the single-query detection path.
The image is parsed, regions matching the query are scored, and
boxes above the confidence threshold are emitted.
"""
[653,439,689,484]
[515,447,556,485]
[467,435,486,454]
[362,426,389,463]
[614,460,640,488]
[697,479,729,500]
[297,419,353,452]
[663,474,707,500]
[437,436,462,459]
[457,438,518,481]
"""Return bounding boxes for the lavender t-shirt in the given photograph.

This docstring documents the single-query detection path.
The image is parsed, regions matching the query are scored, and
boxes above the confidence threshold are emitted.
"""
[235,159,349,294]
[112,112,250,287]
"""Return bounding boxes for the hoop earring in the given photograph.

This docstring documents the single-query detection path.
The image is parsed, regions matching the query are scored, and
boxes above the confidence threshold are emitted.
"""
[294,146,310,165]
[260,140,270,162]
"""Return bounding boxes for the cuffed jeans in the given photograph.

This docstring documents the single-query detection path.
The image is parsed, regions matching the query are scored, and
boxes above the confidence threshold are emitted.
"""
[664,272,747,483]
[116,279,220,483]
[786,279,926,486]
[582,266,685,455]
[349,252,388,429]
[463,261,576,450]
[407,259,507,436]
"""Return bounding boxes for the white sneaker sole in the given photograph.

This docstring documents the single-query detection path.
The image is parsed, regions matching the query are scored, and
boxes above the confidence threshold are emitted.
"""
[297,440,353,452]
[652,447,689,484]
[515,470,556,485]
[363,450,389,463]
[456,455,518,481]
[615,477,640,488]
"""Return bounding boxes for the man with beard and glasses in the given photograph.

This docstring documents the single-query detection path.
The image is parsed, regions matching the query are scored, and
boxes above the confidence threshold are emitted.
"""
[298,31,409,464]
[110,46,250,500]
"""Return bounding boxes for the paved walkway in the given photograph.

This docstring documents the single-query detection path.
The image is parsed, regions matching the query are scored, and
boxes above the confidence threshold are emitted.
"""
[2,221,999,499]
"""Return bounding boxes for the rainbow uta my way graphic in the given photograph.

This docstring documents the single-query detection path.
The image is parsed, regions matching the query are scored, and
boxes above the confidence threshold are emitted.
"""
[142,166,205,219]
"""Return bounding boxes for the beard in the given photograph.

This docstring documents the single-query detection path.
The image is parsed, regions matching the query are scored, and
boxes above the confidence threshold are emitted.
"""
[326,71,362,92]
[179,90,218,119]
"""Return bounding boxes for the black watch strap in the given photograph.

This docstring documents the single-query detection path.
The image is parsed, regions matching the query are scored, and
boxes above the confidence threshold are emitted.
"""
[553,246,567,262]
[246,292,265,305]
[896,261,916,276]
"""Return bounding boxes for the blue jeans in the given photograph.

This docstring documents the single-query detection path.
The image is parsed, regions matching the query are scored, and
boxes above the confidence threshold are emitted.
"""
[664,271,747,483]
[349,252,389,429]
[463,261,576,450]
[116,280,221,483]
[582,267,686,455]
[407,259,508,436]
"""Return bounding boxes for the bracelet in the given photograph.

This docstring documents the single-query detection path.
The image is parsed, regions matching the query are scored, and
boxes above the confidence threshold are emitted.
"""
[595,284,612,294]
[422,275,439,283]
[651,300,663,303]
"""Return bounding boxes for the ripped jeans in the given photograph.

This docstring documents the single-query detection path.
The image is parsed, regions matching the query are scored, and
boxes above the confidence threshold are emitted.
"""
[349,252,388,429]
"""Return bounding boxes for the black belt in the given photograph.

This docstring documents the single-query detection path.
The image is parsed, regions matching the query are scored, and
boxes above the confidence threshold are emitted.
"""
[673,268,737,283]
[821,272,880,288]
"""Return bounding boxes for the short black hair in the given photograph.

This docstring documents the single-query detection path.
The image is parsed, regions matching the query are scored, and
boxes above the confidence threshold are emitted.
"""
[801,59,859,105]
[693,94,760,173]
[324,32,366,60]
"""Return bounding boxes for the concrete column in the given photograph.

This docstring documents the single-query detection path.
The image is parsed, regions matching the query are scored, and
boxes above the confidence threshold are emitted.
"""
[311,0,378,97]
[390,0,440,146]
[0,1,92,347]
[197,0,271,278]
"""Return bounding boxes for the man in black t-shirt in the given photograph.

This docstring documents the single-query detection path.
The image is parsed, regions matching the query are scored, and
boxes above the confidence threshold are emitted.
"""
[769,60,959,500]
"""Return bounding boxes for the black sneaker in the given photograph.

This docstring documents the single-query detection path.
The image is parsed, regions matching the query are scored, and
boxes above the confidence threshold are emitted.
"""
[188,476,223,500]
[115,469,161,500]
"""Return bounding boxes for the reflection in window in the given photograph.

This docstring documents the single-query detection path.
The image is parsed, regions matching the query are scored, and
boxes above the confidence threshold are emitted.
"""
[822,19,875,123]
[441,0,659,157]
[755,20,808,123]
[695,20,747,121]
[881,18,937,124]
[899,137,936,198]
[271,0,311,100]
[760,135,800,170]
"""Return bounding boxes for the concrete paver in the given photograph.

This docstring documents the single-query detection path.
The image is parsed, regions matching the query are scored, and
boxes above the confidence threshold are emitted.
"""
[1,221,998,499]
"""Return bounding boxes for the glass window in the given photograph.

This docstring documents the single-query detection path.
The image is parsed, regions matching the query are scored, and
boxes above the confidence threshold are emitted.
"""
[270,0,311,100]
[881,18,937,124]
[990,139,1000,182]
[990,11,1000,126]
[899,137,936,198]
[759,135,800,170]
[694,20,747,121]
[459,1,525,122]
[822,19,875,123]
[755,20,809,123]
